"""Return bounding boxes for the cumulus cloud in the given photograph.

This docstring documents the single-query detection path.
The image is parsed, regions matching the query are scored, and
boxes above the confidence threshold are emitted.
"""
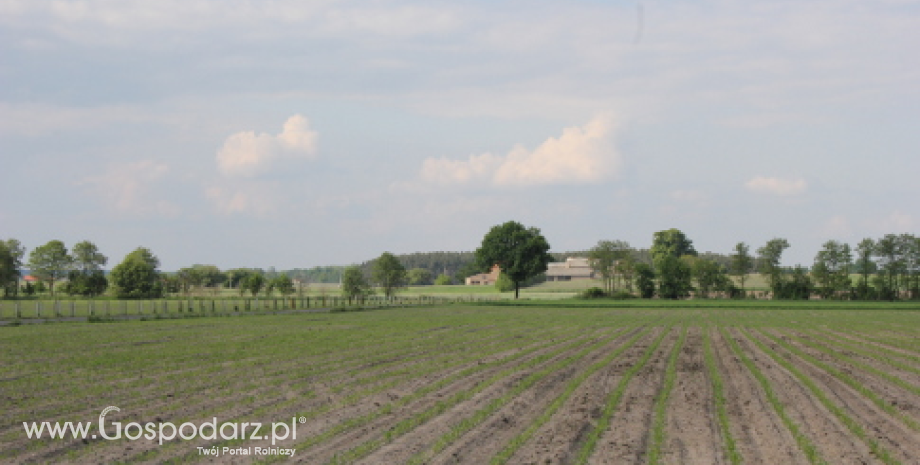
[420,115,617,188]
[216,114,318,177]
[744,175,807,196]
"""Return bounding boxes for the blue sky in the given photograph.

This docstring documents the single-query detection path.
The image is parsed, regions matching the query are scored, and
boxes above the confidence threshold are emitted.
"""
[1,0,918,270]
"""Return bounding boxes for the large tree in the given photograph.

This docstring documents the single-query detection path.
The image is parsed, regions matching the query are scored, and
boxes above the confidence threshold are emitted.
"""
[729,242,754,293]
[757,238,790,299]
[475,221,552,299]
[28,240,73,296]
[650,229,697,268]
[372,252,409,298]
[110,247,163,298]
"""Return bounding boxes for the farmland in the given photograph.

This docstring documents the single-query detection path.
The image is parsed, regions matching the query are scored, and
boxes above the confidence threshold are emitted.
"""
[2,302,920,464]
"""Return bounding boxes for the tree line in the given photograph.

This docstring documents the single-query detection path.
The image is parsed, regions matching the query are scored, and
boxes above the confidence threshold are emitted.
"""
[582,230,919,301]
[2,228,918,301]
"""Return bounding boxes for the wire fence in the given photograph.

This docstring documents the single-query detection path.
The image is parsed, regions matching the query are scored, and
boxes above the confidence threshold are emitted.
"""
[0,295,500,320]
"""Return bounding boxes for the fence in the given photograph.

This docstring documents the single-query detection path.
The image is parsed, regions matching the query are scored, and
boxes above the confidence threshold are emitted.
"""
[0,295,500,320]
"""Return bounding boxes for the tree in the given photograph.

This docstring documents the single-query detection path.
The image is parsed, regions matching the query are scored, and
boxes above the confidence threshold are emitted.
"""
[226,268,256,296]
[64,240,108,297]
[615,254,638,294]
[372,252,408,298]
[495,272,514,292]
[854,238,876,300]
[812,240,852,299]
[1,239,25,297]
[242,273,265,297]
[657,255,693,299]
[875,234,906,300]
[434,274,453,286]
[903,234,920,300]
[693,258,732,299]
[475,221,552,299]
[72,240,107,273]
[635,263,656,298]
[341,266,372,301]
[0,243,17,297]
[650,229,697,268]
[271,275,295,296]
[588,240,630,294]
[110,247,163,299]
[407,268,433,286]
[775,266,813,300]
[757,238,790,299]
[729,242,754,293]
[28,240,73,296]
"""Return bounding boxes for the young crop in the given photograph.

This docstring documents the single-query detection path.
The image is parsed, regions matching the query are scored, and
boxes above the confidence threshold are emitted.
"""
[742,328,898,465]
[490,326,654,464]
[702,328,742,465]
[760,328,920,433]
[574,324,675,464]
[646,325,687,465]
[720,327,825,465]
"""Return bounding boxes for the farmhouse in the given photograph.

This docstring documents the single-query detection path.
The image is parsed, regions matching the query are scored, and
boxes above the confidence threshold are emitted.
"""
[465,264,501,285]
[545,257,597,282]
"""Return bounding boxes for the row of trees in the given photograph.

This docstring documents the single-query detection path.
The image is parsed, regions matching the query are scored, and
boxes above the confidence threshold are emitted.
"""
[582,229,920,300]
[3,227,918,301]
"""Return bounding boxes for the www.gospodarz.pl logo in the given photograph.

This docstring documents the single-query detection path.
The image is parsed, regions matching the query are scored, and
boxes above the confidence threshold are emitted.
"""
[22,406,300,456]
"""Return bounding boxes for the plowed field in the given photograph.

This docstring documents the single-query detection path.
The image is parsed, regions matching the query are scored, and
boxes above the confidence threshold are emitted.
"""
[2,303,919,464]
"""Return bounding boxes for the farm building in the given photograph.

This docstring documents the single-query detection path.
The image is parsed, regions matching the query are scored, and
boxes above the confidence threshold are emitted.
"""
[545,257,597,281]
[465,264,501,285]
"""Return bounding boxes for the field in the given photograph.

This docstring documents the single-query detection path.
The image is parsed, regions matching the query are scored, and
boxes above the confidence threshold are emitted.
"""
[2,301,920,464]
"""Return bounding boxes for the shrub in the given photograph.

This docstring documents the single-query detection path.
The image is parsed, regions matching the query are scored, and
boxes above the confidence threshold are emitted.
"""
[581,287,607,299]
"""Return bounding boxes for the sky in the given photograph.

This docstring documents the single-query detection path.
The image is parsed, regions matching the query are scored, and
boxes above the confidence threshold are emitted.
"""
[1,0,919,271]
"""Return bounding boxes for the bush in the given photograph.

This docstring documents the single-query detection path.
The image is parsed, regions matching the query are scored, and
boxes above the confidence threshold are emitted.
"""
[609,290,636,300]
[581,287,607,299]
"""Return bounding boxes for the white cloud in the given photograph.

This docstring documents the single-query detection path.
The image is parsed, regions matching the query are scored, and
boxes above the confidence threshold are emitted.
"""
[216,114,318,177]
[79,160,179,216]
[419,114,617,188]
[205,186,273,216]
[745,176,807,196]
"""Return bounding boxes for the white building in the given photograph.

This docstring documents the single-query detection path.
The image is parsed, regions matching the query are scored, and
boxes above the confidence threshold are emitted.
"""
[545,257,597,282]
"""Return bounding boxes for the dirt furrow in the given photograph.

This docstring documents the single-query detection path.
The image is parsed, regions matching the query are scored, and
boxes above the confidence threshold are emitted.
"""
[587,326,679,465]
[292,330,609,464]
[419,327,648,465]
[728,328,873,464]
[758,328,920,464]
[709,328,807,465]
[792,329,920,423]
[508,328,663,465]
[660,326,722,464]
[819,328,920,364]
[145,330,591,465]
